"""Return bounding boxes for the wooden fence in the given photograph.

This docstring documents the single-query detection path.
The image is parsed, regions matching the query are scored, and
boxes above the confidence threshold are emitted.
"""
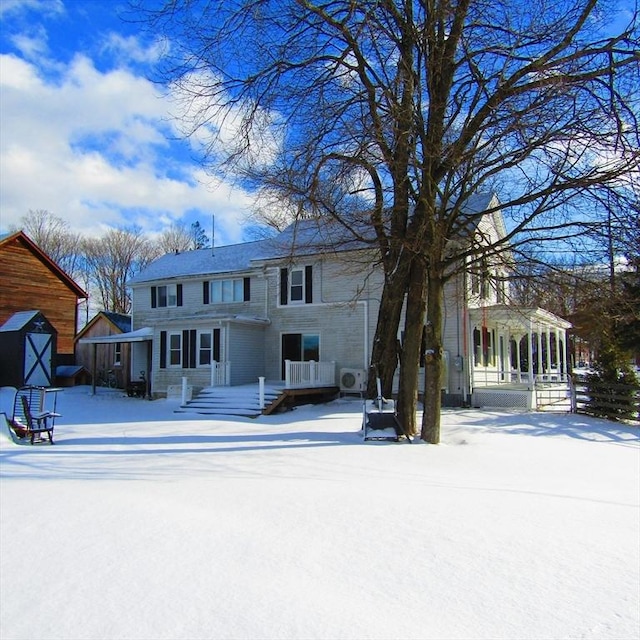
[570,378,640,422]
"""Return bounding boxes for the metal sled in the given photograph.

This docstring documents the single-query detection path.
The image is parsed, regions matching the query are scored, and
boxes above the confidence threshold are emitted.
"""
[362,379,410,443]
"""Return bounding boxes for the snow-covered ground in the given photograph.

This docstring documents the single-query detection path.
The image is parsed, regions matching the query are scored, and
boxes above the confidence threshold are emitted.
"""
[1,386,638,640]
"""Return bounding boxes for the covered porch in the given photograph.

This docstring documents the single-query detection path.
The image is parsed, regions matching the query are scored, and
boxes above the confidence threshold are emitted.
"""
[467,306,572,409]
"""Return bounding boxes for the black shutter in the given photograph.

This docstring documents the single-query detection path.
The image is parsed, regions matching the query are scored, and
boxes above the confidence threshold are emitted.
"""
[177,284,183,307]
[203,281,209,305]
[280,268,288,305]
[182,330,189,367]
[151,287,157,308]
[160,331,166,368]
[189,330,197,368]
[305,265,313,304]
[213,329,221,362]
[243,277,250,302]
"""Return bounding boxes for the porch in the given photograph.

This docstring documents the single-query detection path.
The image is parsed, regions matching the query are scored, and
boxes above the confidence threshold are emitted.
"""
[467,306,572,410]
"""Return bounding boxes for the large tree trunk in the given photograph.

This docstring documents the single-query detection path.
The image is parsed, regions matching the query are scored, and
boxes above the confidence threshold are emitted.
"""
[396,256,428,437]
[421,272,445,444]
[367,258,410,398]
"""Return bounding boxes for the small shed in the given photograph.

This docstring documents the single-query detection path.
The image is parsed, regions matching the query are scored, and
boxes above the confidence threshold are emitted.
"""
[75,312,132,388]
[0,310,58,387]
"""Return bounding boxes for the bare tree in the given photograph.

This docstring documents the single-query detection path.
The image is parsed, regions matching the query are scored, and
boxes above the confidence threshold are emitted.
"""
[156,222,198,254]
[82,227,159,314]
[12,209,82,278]
[155,220,212,254]
[138,0,639,441]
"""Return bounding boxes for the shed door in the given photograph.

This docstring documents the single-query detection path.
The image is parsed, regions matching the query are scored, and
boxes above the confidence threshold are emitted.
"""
[24,332,53,386]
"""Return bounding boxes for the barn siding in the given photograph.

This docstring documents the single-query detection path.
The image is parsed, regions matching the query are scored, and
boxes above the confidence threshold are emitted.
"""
[0,236,84,356]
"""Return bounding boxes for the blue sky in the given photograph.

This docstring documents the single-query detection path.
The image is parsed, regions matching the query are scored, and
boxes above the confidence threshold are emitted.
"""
[0,0,254,243]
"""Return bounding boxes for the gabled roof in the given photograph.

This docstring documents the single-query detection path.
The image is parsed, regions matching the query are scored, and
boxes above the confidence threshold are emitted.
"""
[0,231,88,298]
[130,192,502,285]
[76,311,132,340]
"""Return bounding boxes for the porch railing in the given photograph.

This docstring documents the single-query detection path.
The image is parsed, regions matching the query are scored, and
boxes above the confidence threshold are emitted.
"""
[284,360,336,389]
[472,369,569,387]
[210,360,231,386]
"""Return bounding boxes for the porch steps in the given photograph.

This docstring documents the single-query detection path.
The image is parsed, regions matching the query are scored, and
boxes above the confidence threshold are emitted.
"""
[174,383,341,418]
[175,383,283,418]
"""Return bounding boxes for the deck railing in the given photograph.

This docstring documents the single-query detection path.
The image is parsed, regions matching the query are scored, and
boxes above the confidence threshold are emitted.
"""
[210,360,231,386]
[284,360,336,388]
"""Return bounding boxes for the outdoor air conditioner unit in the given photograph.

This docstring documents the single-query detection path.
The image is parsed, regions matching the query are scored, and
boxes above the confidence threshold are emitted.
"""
[340,368,367,392]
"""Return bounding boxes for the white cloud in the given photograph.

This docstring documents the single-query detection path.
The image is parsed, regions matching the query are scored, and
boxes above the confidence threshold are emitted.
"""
[0,49,254,244]
[0,0,64,19]
[101,33,168,66]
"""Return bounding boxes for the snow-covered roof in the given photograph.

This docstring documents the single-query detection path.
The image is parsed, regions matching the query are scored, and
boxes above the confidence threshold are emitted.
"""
[129,239,278,285]
[130,192,500,285]
[0,310,40,332]
[78,327,154,344]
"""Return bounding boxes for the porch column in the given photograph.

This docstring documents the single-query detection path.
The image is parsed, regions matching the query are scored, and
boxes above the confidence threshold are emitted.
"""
[515,335,522,383]
[545,327,552,376]
[536,326,543,381]
[528,321,534,386]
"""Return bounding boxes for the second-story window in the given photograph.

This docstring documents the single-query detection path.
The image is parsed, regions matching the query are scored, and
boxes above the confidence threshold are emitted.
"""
[203,278,250,304]
[151,284,183,308]
[290,269,304,302]
[212,279,244,303]
[280,266,313,305]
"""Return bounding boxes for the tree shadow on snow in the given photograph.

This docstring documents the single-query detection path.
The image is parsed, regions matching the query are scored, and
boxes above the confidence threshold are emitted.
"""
[444,408,639,446]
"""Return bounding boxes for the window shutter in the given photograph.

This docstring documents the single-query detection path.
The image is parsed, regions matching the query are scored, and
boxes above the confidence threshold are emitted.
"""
[305,266,313,304]
[182,330,189,368]
[243,277,250,302]
[189,330,197,368]
[213,329,221,362]
[151,287,157,308]
[203,281,209,305]
[177,284,183,307]
[280,268,288,305]
[160,331,166,368]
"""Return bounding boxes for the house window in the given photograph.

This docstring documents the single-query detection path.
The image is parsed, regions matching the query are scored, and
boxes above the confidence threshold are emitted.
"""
[495,275,506,304]
[290,269,304,302]
[280,266,313,305]
[169,332,182,366]
[198,331,212,366]
[203,278,250,304]
[114,342,122,366]
[151,284,183,308]
[211,279,244,303]
[474,327,495,367]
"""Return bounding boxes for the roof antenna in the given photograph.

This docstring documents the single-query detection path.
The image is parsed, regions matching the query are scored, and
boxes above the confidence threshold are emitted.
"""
[211,213,215,257]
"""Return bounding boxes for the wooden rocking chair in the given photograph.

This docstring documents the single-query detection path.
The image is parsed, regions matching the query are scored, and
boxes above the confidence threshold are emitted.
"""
[11,395,56,445]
